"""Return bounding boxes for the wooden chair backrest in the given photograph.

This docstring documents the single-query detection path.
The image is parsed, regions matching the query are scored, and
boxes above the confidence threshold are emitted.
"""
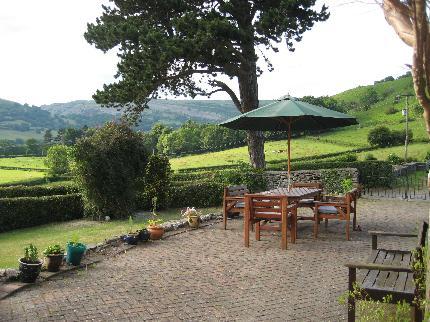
[225,185,249,197]
[417,221,428,249]
[292,182,323,189]
[245,194,287,221]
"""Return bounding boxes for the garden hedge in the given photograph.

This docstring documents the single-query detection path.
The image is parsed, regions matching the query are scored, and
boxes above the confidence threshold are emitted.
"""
[0,184,78,198]
[169,181,224,208]
[0,194,84,232]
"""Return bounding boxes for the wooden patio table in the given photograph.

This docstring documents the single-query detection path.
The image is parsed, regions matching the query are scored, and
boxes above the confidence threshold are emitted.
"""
[244,187,322,246]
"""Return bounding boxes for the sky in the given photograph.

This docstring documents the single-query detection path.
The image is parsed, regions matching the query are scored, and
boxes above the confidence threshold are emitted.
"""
[0,0,412,106]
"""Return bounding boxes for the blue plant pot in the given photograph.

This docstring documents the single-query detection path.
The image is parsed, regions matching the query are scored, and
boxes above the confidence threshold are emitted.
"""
[137,229,151,242]
[66,243,86,266]
[124,234,139,245]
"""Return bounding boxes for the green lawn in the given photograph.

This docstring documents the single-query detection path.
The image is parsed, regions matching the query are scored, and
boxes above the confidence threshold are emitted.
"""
[0,169,46,185]
[169,138,351,170]
[356,142,430,161]
[0,156,47,169]
[0,207,221,268]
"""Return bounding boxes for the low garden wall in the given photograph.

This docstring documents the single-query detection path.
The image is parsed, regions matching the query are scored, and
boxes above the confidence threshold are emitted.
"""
[265,168,359,190]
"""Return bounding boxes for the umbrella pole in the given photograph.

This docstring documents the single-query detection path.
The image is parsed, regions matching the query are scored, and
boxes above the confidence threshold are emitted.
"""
[288,119,291,191]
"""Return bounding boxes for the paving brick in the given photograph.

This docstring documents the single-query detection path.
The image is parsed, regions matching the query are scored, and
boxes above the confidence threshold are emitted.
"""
[0,198,428,321]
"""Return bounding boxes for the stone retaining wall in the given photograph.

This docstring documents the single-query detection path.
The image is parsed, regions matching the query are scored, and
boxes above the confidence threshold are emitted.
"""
[264,168,359,190]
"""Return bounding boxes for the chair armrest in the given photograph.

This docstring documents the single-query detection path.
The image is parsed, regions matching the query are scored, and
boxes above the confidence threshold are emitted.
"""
[314,201,347,207]
[345,262,413,273]
[368,231,417,238]
[322,195,345,202]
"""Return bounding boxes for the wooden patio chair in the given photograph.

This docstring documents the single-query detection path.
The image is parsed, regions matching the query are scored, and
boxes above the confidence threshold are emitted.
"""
[223,185,249,230]
[291,182,323,220]
[313,188,359,240]
[244,194,297,250]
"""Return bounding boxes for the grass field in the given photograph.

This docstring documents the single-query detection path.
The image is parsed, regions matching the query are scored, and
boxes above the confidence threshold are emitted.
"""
[0,207,221,268]
[0,156,47,169]
[0,169,46,185]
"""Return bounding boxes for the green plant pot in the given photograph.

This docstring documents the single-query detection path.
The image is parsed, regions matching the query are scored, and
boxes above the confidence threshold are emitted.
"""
[19,258,42,283]
[66,243,86,266]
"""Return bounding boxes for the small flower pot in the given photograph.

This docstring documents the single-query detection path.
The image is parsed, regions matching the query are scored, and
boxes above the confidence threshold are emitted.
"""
[66,243,86,266]
[19,258,42,283]
[138,229,151,242]
[188,215,200,229]
[124,233,139,245]
[148,225,165,240]
[45,254,64,272]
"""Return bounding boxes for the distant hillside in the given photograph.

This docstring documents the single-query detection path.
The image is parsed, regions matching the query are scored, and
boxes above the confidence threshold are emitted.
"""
[0,73,417,142]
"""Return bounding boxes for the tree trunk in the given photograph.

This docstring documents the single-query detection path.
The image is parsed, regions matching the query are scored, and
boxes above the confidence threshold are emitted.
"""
[238,63,266,169]
[246,130,265,168]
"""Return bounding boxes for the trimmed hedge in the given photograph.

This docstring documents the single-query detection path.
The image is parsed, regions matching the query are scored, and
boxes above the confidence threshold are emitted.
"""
[0,184,78,198]
[0,194,84,232]
[169,181,224,208]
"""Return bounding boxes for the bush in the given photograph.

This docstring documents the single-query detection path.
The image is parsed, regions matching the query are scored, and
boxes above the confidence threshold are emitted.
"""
[0,194,84,232]
[213,162,267,192]
[0,184,78,198]
[336,153,357,162]
[367,126,393,147]
[364,153,377,161]
[136,154,171,210]
[169,181,224,208]
[367,126,412,147]
[384,106,397,115]
[73,122,149,219]
[424,151,430,161]
[321,170,354,194]
[45,145,71,176]
[387,153,402,164]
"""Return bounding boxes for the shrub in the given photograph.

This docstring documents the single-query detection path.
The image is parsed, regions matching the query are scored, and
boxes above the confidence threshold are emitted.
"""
[136,154,171,210]
[0,184,78,198]
[336,153,357,162]
[0,194,84,232]
[363,153,377,161]
[45,145,71,176]
[213,162,267,192]
[384,106,397,115]
[387,153,403,164]
[424,151,430,161]
[169,181,223,208]
[73,122,149,219]
[367,126,393,147]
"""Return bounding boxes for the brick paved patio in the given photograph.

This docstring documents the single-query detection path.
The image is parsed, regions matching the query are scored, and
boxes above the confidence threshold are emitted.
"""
[0,199,428,321]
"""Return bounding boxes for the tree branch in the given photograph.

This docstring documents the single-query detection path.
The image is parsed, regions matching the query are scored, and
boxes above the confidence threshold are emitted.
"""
[211,80,242,112]
[383,0,415,46]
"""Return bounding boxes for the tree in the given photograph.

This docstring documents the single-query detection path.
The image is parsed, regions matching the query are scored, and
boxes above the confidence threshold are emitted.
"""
[360,88,379,110]
[382,0,430,137]
[45,145,71,176]
[25,138,40,155]
[85,0,329,168]
[43,129,53,144]
[73,122,149,219]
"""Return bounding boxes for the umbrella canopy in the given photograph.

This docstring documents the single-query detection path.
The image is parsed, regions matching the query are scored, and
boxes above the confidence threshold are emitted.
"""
[220,96,358,131]
[219,96,358,188]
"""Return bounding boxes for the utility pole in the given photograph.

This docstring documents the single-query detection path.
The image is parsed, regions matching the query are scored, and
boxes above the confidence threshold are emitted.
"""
[396,93,415,199]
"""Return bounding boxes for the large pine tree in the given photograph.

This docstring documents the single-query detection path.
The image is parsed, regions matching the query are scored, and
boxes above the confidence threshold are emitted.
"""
[85,0,329,168]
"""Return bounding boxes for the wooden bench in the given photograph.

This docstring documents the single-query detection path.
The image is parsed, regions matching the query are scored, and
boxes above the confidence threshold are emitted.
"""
[223,185,249,230]
[345,221,428,322]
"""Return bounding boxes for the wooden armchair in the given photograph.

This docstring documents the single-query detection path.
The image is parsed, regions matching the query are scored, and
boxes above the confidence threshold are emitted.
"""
[291,182,323,220]
[244,194,297,250]
[313,188,359,240]
[223,185,249,230]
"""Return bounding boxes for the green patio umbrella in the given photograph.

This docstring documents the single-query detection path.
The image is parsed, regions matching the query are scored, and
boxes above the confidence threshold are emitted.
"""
[220,95,358,187]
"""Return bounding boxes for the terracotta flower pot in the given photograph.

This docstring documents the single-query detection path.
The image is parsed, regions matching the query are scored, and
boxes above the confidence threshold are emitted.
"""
[45,254,64,272]
[188,215,200,229]
[148,225,165,240]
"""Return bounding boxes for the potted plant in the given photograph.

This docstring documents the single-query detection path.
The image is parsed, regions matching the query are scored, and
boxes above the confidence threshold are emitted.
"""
[147,197,164,240]
[123,216,139,245]
[181,207,202,229]
[137,228,151,242]
[66,235,86,266]
[43,244,65,272]
[19,244,42,283]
